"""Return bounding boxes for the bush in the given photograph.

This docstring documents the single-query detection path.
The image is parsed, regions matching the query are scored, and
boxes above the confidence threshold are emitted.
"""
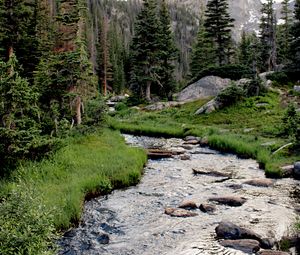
[282,103,299,137]
[190,64,254,83]
[216,82,245,107]
[0,187,57,255]
[243,79,266,97]
[84,97,106,125]
[266,72,289,86]
[115,102,128,111]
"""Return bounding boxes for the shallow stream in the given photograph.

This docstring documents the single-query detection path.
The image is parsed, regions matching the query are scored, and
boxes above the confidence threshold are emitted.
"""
[59,135,299,255]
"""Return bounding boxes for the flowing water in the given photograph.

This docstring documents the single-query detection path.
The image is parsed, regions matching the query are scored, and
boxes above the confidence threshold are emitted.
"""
[59,135,299,255]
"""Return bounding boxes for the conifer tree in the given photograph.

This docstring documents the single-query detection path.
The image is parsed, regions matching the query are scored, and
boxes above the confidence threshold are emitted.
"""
[190,8,216,77]
[259,0,277,71]
[289,0,300,71]
[129,0,161,101]
[157,0,178,99]
[204,0,234,66]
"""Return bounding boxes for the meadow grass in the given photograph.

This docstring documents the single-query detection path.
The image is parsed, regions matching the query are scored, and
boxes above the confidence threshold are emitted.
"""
[0,129,147,254]
[109,91,299,177]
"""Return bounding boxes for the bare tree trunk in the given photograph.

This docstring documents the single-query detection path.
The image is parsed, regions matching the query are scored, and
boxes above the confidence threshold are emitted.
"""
[75,96,82,125]
[102,15,108,96]
[146,80,151,101]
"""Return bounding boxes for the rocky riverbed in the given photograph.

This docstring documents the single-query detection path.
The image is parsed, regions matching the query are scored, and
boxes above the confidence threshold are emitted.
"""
[59,135,299,255]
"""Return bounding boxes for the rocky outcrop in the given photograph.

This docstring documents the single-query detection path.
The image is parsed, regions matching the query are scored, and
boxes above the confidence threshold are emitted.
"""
[165,207,198,217]
[209,196,247,207]
[219,239,260,253]
[176,76,231,102]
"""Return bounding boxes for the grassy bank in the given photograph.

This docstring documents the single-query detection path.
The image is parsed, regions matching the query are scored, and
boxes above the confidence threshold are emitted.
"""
[0,129,147,255]
[109,91,299,177]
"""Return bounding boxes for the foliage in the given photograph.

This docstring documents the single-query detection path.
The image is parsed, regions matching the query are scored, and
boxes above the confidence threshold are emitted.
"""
[190,64,254,83]
[216,82,245,107]
[266,71,289,85]
[243,78,266,97]
[0,187,57,255]
[282,103,300,137]
[289,0,300,71]
[204,0,234,65]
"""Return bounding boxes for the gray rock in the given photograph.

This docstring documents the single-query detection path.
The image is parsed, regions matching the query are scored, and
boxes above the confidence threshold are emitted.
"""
[195,98,222,115]
[244,179,274,187]
[280,165,294,178]
[110,95,128,102]
[257,251,290,255]
[177,76,231,102]
[180,155,191,160]
[199,203,217,213]
[293,162,300,179]
[96,234,110,244]
[165,207,198,217]
[294,85,300,93]
[184,136,200,142]
[209,196,247,206]
[144,101,184,111]
[219,239,260,253]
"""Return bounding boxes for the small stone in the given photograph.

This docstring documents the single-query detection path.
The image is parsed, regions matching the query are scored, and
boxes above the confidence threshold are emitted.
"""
[178,200,198,209]
[293,162,300,179]
[180,155,191,160]
[97,234,109,244]
[183,140,200,145]
[209,196,247,207]
[244,179,274,187]
[165,207,198,217]
[199,203,216,213]
[226,184,243,190]
[219,239,260,253]
[257,251,290,255]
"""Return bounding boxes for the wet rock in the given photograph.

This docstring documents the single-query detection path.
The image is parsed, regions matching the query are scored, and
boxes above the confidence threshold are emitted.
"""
[193,168,232,178]
[293,162,300,179]
[180,155,191,160]
[147,149,173,159]
[257,251,290,255]
[260,238,276,249]
[219,239,260,253]
[96,233,110,244]
[215,221,262,242]
[209,196,247,207]
[199,203,216,213]
[178,200,198,209]
[165,207,198,217]
[280,165,294,178]
[244,179,274,187]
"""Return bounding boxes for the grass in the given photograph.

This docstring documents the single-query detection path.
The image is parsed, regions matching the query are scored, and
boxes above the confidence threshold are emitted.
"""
[109,91,299,177]
[0,129,147,255]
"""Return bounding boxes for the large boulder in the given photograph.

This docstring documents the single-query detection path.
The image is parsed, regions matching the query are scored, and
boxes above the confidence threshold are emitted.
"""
[293,162,300,179]
[176,76,231,102]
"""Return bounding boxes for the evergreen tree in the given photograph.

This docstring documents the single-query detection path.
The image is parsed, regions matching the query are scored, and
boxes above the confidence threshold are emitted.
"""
[277,0,293,65]
[259,0,277,71]
[129,0,161,101]
[157,0,178,99]
[204,0,234,66]
[289,0,300,71]
[0,54,41,172]
[190,7,216,77]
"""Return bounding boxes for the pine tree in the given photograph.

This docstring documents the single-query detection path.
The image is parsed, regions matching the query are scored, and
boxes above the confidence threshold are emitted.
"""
[157,0,178,99]
[204,0,234,66]
[190,7,216,77]
[259,0,277,71]
[129,0,161,101]
[277,0,293,65]
[289,0,300,71]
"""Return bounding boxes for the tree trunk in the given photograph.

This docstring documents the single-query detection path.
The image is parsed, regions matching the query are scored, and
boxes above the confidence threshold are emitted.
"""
[75,96,82,125]
[146,80,151,101]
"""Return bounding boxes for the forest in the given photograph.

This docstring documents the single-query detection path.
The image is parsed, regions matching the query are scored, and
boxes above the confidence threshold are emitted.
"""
[0,0,299,254]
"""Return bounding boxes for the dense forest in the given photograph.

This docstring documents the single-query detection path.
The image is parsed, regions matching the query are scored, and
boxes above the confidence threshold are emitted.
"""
[0,0,300,254]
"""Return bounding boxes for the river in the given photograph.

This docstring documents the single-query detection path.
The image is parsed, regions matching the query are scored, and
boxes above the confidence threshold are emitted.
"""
[59,135,299,255]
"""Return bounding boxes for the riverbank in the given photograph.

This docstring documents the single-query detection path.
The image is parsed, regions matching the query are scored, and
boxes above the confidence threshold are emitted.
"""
[0,129,147,255]
[108,91,299,178]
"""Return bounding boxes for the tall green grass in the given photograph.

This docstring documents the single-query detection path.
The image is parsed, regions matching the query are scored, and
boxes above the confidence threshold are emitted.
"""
[0,129,147,254]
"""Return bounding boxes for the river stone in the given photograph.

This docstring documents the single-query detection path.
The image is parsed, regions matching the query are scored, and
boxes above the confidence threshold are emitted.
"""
[184,140,200,145]
[293,162,300,179]
[260,238,276,249]
[244,179,274,187]
[184,136,200,142]
[165,207,198,217]
[215,221,262,242]
[257,251,290,255]
[294,85,300,93]
[219,239,260,253]
[97,233,110,244]
[178,200,198,209]
[199,203,216,213]
[180,155,191,160]
[193,168,232,178]
[209,196,247,206]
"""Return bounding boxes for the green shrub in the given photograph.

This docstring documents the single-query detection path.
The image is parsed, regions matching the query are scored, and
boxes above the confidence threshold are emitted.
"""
[115,102,128,111]
[216,82,245,107]
[0,187,57,255]
[243,79,266,97]
[84,96,106,125]
[266,72,289,86]
[282,103,299,137]
[190,64,254,83]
